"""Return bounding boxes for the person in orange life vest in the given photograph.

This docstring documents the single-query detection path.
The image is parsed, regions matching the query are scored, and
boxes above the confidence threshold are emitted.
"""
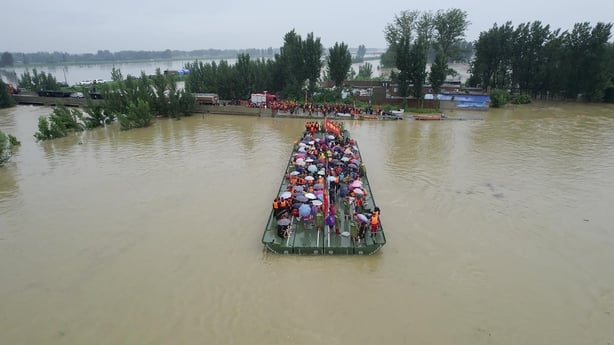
[279,198,289,213]
[370,209,380,237]
[273,198,280,211]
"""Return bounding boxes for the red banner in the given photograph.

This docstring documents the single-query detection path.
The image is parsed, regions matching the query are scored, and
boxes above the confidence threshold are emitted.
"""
[324,118,341,136]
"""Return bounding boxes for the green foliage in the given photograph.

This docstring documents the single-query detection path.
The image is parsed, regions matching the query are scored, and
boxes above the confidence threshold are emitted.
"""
[469,21,613,102]
[511,94,532,104]
[490,89,510,108]
[0,130,16,165]
[385,10,468,100]
[83,96,113,128]
[99,68,191,124]
[186,56,273,100]
[429,48,447,95]
[327,42,352,87]
[311,88,342,103]
[355,45,367,62]
[0,79,16,108]
[34,105,85,141]
[18,68,59,91]
[10,48,276,65]
[0,52,14,67]
[356,63,373,80]
[118,98,152,130]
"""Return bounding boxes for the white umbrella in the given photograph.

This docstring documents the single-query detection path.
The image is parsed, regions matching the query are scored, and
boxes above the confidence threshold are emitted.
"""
[312,200,323,206]
[290,171,300,176]
[305,176,315,181]
[305,193,317,200]
[280,191,292,199]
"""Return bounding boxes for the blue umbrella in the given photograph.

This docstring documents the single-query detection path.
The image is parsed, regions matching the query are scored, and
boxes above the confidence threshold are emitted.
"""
[299,204,311,217]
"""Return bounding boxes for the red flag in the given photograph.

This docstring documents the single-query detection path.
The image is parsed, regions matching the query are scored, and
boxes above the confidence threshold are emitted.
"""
[323,188,329,217]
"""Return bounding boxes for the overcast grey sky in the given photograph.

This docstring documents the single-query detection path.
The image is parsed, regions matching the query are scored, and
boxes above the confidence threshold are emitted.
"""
[3,0,613,53]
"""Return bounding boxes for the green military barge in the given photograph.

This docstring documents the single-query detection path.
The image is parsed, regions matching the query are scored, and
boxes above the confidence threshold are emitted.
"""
[261,119,386,255]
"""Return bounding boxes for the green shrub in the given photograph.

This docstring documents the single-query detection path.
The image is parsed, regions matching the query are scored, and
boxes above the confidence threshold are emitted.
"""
[490,89,510,108]
[118,98,152,130]
[34,105,85,140]
[512,94,532,104]
[0,130,19,165]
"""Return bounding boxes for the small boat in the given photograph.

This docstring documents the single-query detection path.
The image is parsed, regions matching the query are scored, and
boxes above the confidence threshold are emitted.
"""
[261,119,386,255]
[413,113,445,120]
[335,112,353,118]
[360,114,379,120]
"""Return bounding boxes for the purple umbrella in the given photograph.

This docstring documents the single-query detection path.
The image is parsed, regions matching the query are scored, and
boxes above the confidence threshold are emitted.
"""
[357,214,369,223]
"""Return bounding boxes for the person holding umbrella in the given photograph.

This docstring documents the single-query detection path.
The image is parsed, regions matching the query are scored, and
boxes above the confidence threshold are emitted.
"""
[277,217,291,239]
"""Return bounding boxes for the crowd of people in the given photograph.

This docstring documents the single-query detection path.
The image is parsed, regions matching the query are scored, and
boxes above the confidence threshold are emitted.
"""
[272,120,381,245]
[268,101,385,117]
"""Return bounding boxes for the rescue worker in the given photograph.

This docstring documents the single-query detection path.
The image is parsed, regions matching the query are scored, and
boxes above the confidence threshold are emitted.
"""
[370,209,380,238]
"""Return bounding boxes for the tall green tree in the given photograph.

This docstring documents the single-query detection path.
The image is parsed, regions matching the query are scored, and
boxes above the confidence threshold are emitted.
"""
[356,44,367,62]
[562,22,613,101]
[234,53,256,99]
[0,52,14,67]
[18,68,59,91]
[429,9,469,93]
[468,22,515,90]
[327,42,352,88]
[303,33,323,93]
[469,20,612,101]
[385,10,419,97]
[428,48,447,95]
[385,10,437,99]
[357,62,374,79]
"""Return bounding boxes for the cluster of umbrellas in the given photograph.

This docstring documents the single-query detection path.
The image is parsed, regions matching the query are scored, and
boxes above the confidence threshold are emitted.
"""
[274,130,370,229]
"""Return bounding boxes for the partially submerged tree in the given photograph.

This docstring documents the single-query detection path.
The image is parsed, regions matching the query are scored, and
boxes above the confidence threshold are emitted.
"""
[0,130,20,166]
[357,62,373,80]
[34,105,85,141]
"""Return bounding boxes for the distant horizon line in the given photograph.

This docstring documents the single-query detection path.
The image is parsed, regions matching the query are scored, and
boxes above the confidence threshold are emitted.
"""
[5,47,389,55]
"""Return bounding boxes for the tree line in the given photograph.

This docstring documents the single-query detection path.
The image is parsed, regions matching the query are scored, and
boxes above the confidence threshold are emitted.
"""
[0,48,277,66]
[467,21,614,102]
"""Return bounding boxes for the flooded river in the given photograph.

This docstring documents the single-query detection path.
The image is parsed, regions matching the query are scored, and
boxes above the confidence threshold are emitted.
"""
[1,103,614,344]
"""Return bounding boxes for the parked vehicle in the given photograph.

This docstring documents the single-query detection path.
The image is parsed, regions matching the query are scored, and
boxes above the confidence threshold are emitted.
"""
[194,93,219,105]
[250,92,276,107]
